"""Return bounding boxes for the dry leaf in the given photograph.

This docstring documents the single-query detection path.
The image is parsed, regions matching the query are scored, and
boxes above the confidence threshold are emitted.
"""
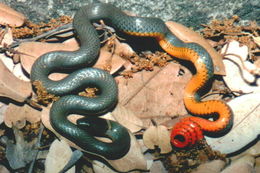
[206,93,260,154]
[92,161,117,173]
[113,38,135,57]
[0,60,31,102]
[45,139,75,173]
[117,63,190,121]
[41,107,147,172]
[0,3,25,27]
[221,40,260,93]
[0,29,30,81]
[4,103,41,129]
[0,27,13,46]
[111,104,143,133]
[93,46,126,74]
[143,125,172,154]
[18,38,79,77]
[166,21,226,75]
[221,155,255,173]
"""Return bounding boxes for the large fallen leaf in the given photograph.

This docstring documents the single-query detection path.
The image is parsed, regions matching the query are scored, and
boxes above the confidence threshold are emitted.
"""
[111,104,143,133]
[4,103,41,129]
[41,107,147,172]
[206,93,260,154]
[0,3,25,27]
[45,139,75,173]
[221,155,255,173]
[0,59,31,102]
[143,125,172,154]
[166,21,225,75]
[221,40,260,94]
[116,63,190,120]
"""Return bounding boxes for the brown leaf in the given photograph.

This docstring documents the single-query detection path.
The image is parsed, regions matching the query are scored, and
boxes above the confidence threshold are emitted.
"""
[0,60,31,102]
[4,103,41,129]
[143,125,172,154]
[94,46,126,74]
[111,104,143,133]
[0,3,25,27]
[165,21,226,75]
[116,63,190,121]
[18,38,79,77]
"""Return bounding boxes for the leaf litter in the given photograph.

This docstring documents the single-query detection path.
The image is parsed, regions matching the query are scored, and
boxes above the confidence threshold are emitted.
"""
[0,3,259,173]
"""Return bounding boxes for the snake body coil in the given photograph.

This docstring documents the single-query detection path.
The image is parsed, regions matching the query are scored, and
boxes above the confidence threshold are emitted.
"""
[31,2,233,158]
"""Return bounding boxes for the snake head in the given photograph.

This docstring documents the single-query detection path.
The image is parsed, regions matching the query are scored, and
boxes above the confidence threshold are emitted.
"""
[170,118,204,148]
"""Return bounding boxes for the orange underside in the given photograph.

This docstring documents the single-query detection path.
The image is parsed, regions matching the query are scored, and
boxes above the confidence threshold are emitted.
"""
[124,31,232,132]
[157,37,232,132]
[125,31,232,133]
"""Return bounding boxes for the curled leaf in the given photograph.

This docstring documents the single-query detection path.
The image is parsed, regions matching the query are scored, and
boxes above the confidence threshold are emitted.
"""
[221,40,260,93]
[143,125,172,154]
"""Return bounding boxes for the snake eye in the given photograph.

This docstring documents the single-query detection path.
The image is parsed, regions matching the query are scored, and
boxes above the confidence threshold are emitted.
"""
[170,118,203,148]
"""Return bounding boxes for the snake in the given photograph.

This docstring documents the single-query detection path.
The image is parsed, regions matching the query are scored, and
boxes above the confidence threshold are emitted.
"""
[30,2,233,158]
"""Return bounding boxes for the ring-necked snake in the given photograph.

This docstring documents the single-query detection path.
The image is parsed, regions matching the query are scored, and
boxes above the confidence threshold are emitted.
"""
[30,2,233,159]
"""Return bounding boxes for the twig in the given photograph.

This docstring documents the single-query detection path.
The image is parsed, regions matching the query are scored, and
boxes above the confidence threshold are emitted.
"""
[28,123,44,173]
[10,23,73,49]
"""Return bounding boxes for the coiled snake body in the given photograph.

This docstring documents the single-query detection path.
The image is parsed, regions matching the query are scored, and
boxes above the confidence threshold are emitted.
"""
[31,3,232,159]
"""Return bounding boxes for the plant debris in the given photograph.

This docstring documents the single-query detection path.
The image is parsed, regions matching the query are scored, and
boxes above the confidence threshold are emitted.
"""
[0,3,259,173]
[163,140,227,173]
[11,16,72,39]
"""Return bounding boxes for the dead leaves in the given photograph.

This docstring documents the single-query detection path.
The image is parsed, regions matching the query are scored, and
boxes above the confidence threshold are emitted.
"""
[0,3,259,173]
[4,103,41,129]
[117,63,190,121]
